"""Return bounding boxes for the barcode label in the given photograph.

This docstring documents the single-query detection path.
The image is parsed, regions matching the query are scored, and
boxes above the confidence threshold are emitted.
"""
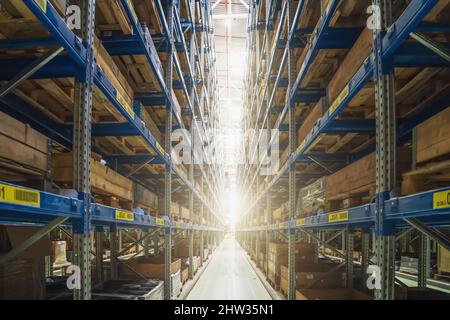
[0,183,40,207]
[115,210,134,221]
[328,211,349,223]
[156,218,165,226]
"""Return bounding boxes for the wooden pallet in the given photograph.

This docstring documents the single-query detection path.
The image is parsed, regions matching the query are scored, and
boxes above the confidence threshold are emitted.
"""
[402,160,450,196]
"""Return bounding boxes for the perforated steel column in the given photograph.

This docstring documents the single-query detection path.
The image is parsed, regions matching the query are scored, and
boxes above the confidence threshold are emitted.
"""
[373,0,396,300]
[287,0,297,301]
[418,233,430,287]
[345,230,354,288]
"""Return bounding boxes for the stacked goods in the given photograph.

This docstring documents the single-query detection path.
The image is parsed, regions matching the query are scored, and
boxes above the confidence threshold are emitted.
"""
[327,28,373,107]
[326,147,411,211]
[180,206,190,221]
[52,152,133,206]
[437,245,450,275]
[174,238,201,257]
[297,177,326,217]
[158,201,181,218]
[296,288,372,300]
[280,263,345,296]
[0,226,50,299]
[272,208,282,222]
[120,255,181,280]
[399,256,419,275]
[0,111,48,177]
[171,270,183,297]
[181,267,189,284]
[402,107,450,195]
[273,202,290,222]
[297,100,324,146]
[93,36,134,114]
[133,183,158,212]
[267,242,316,287]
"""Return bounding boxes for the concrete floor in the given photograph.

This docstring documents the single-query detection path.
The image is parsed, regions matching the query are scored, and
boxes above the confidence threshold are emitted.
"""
[186,237,272,300]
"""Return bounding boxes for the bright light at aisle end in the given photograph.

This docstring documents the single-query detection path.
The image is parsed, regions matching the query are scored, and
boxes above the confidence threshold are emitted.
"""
[222,188,245,230]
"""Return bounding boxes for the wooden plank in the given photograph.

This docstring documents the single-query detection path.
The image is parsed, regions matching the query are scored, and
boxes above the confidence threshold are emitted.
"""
[417,107,450,163]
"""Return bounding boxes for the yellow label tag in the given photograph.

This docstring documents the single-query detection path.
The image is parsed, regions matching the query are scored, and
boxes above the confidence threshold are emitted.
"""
[126,0,139,23]
[433,190,450,209]
[328,85,349,116]
[175,222,180,228]
[0,183,40,207]
[116,91,135,119]
[296,140,305,155]
[115,210,134,221]
[296,218,305,226]
[156,218,165,226]
[328,211,349,223]
[34,0,47,13]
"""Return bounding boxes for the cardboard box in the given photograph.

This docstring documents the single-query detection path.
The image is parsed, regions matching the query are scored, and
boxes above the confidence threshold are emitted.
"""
[296,288,372,300]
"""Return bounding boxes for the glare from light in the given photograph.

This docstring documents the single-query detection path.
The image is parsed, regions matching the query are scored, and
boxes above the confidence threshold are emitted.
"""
[225,17,232,28]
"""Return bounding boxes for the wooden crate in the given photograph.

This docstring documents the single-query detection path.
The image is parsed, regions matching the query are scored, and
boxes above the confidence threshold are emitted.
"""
[0,111,48,177]
[296,288,372,300]
[298,177,326,217]
[280,263,345,291]
[327,28,373,106]
[416,107,450,164]
[120,256,181,280]
[52,152,133,202]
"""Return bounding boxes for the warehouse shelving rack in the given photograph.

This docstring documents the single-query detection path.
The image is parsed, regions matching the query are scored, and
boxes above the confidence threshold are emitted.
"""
[0,0,224,300]
[237,0,450,300]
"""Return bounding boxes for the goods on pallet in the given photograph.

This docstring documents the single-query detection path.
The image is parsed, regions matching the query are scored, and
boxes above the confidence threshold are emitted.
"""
[297,100,324,146]
[180,206,190,220]
[297,177,326,217]
[0,257,46,300]
[93,36,134,110]
[133,183,158,212]
[399,256,419,275]
[0,111,49,176]
[0,226,50,299]
[174,238,202,257]
[402,107,450,195]
[295,288,372,300]
[172,270,183,297]
[437,245,450,274]
[93,279,164,300]
[120,256,181,280]
[52,152,133,206]
[327,28,373,106]
[52,240,70,269]
[416,107,450,163]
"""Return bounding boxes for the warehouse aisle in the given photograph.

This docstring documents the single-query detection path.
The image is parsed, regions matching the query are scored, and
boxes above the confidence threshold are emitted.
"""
[186,237,272,300]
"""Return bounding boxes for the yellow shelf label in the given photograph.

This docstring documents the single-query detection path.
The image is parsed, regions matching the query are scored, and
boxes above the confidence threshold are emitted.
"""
[126,0,139,23]
[175,222,180,228]
[156,218,165,226]
[155,142,165,156]
[433,190,450,209]
[116,91,135,119]
[0,183,40,207]
[328,211,349,223]
[328,85,349,116]
[296,218,305,226]
[34,0,47,13]
[115,210,134,221]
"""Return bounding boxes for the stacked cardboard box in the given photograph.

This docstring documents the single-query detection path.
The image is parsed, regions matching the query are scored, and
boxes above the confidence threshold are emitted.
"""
[267,242,316,287]
[279,263,345,296]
